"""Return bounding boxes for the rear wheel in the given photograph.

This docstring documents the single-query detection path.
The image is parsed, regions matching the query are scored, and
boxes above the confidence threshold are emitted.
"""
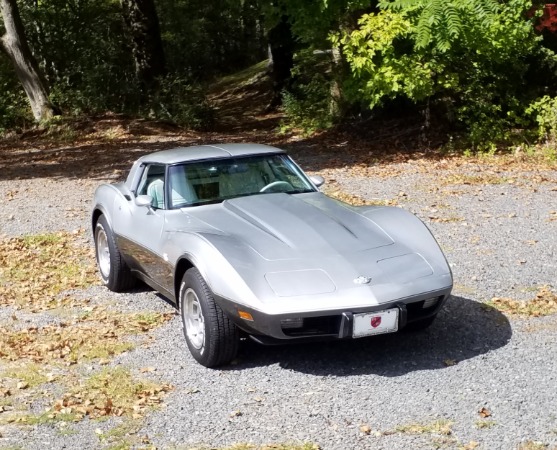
[94,215,136,292]
[179,268,239,367]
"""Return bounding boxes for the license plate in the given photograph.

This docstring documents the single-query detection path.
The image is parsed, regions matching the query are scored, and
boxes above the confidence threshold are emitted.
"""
[353,309,399,338]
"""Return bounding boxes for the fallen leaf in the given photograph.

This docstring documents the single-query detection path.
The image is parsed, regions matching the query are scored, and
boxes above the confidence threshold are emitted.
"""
[479,407,491,418]
[359,424,372,435]
[444,359,457,367]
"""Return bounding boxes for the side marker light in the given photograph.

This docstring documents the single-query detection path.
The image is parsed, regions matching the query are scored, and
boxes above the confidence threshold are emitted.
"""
[238,310,254,321]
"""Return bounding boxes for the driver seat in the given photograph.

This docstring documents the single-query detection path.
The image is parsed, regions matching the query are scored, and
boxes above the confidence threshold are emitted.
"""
[219,165,266,197]
[147,178,164,208]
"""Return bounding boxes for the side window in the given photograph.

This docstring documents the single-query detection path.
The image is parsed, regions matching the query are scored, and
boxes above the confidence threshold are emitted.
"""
[137,164,166,209]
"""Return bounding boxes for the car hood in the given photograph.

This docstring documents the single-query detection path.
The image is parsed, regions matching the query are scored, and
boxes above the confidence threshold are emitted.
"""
[170,193,451,308]
[187,193,394,260]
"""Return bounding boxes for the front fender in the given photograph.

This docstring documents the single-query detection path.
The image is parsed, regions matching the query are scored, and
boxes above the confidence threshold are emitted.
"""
[168,232,261,308]
[361,206,452,277]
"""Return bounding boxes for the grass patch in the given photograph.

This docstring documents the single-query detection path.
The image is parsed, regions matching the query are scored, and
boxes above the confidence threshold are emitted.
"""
[0,231,175,429]
[0,307,173,426]
[393,419,453,436]
[99,418,144,441]
[211,60,268,93]
[196,445,320,450]
[0,231,97,311]
[48,367,172,421]
[1,362,50,388]
[0,310,171,364]
[475,420,496,429]
[104,442,133,450]
[3,368,171,425]
[96,418,145,449]
[489,286,557,317]
[517,441,549,450]
[0,323,134,364]
[1,410,81,425]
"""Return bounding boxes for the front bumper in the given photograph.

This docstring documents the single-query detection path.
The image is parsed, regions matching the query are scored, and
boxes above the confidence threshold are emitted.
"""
[217,287,452,344]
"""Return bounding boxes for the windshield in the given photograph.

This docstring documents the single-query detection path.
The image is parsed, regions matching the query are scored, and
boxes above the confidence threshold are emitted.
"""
[167,154,316,208]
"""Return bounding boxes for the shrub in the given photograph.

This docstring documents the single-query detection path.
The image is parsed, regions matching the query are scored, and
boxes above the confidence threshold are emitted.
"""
[152,76,215,129]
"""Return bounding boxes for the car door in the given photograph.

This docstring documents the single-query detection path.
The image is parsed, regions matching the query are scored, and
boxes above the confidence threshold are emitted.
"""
[113,163,169,290]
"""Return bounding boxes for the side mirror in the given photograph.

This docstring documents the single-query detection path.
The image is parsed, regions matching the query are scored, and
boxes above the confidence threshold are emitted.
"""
[135,195,153,208]
[310,175,325,188]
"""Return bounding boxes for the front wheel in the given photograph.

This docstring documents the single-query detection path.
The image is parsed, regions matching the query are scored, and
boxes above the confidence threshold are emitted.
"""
[179,268,239,367]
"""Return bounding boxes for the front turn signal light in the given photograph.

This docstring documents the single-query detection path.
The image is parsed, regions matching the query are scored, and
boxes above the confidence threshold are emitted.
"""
[238,310,254,321]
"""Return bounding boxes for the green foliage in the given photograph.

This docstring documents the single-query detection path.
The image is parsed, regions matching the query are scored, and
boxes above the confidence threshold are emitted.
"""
[2,0,264,126]
[157,0,266,78]
[527,96,557,142]
[337,0,555,147]
[280,51,334,135]
[281,76,333,135]
[335,11,443,108]
[20,0,135,115]
[0,60,33,132]
[265,0,371,46]
[152,76,215,129]
[379,0,500,52]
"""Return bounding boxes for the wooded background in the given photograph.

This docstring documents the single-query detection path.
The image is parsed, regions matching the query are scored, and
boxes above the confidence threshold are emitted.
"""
[2,0,557,149]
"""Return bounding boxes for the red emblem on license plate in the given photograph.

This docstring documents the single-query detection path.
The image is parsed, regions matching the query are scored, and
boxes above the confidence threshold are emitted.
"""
[370,316,382,328]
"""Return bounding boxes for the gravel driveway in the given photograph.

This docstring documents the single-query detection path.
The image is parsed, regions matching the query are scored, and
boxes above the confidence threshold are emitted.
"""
[1,140,556,450]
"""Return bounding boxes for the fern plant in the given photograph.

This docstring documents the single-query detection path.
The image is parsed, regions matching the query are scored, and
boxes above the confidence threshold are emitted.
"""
[337,0,551,147]
[378,0,500,51]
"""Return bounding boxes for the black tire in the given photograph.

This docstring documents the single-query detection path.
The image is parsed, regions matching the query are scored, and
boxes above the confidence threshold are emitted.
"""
[94,214,136,292]
[404,315,437,332]
[179,267,239,368]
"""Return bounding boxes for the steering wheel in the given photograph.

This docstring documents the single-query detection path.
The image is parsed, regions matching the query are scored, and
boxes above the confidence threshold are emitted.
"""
[259,180,293,193]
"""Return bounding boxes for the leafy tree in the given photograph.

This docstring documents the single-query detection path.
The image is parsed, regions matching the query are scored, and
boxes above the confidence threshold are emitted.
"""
[379,0,500,52]
[0,0,57,122]
[20,0,135,114]
[337,0,556,145]
[120,0,166,107]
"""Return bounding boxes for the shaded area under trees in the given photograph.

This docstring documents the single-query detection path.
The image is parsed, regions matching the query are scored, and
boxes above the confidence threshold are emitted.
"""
[0,0,557,149]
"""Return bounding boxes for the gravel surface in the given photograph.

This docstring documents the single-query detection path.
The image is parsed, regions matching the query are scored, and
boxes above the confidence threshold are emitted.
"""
[1,146,557,450]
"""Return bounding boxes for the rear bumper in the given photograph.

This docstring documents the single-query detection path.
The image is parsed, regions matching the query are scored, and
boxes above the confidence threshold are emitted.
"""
[217,286,452,344]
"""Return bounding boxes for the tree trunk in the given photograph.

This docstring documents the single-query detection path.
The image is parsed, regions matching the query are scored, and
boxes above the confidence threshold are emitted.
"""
[267,15,295,109]
[0,0,57,122]
[120,0,166,107]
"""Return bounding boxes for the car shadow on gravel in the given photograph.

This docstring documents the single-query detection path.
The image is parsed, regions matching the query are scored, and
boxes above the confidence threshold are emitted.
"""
[233,296,512,376]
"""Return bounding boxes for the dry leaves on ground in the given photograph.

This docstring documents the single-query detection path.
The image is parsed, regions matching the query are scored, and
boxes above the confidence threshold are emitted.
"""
[0,310,172,364]
[489,286,557,317]
[0,230,175,427]
[0,231,97,311]
[323,185,398,207]
[48,367,173,421]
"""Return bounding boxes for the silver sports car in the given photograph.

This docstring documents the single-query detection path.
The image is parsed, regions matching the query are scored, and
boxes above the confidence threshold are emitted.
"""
[92,143,453,367]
